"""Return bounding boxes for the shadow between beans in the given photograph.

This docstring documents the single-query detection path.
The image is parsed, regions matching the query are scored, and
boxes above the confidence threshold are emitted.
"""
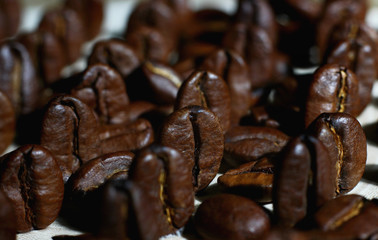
[362,122,378,146]
[361,164,378,186]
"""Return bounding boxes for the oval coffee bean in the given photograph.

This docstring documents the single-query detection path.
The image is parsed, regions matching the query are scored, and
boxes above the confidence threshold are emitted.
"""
[40,95,101,182]
[0,145,64,232]
[304,64,359,127]
[175,70,231,133]
[159,105,224,191]
[194,194,270,240]
[0,0,21,40]
[0,189,16,240]
[307,112,367,195]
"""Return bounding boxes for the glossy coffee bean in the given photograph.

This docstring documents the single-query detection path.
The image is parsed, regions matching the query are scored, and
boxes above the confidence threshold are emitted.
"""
[175,70,231,133]
[304,64,359,127]
[274,135,334,228]
[201,49,252,125]
[87,39,140,80]
[0,189,16,240]
[0,145,64,232]
[62,151,134,231]
[0,40,40,115]
[307,112,367,195]
[65,0,103,40]
[224,126,289,166]
[159,105,224,191]
[0,0,20,40]
[40,95,101,182]
[194,194,270,240]
[218,157,275,203]
[38,8,86,64]
[71,63,130,125]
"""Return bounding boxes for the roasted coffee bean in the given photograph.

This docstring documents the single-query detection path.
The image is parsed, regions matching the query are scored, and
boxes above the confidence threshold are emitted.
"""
[223,23,275,88]
[316,0,368,57]
[0,145,64,232]
[201,49,252,126]
[65,0,103,40]
[125,25,174,63]
[0,90,15,154]
[175,70,231,132]
[99,118,154,154]
[283,0,324,21]
[40,95,101,182]
[247,106,280,128]
[71,63,130,125]
[17,31,66,85]
[126,61,183,106]
[156,0,192,27]
[88,39,140,80]
[194,194,270,240]
[159,105,224,191]
[224,126,289,166]
[0,189,16,240]
[324,27,377,114]
[0,0,20,40]
[62,151,134,231]
[234,0,277,45]
[38,8,86,64]
[304,64,359,127]
[274,135,334,228]
[307,112,367,195]
[218,157,275,203]
[314,194,378,239]
[0,40,40,115]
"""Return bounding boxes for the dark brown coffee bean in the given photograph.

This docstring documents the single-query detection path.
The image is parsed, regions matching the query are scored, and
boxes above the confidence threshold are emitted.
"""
[38,8,86,64]
[316,0,367,57]
[284,0,324,21]
[156,0,192,28]
[274,135,334,228]
[223,23,275,88]
[201,49,252,125]
[0,0,20,40]
[224,126,289,166]
[218,158,274,203]
[71,63,130,125]
[234,0,278,45]
[62,151,134,231]
[194,194,270,240]
[99,118,154,154]
[324,26,377,114]
[65,0,103,40]
[126,61,183,106]
[87,39,140,80]
[0,90,15,154]
[314,194,378,239]
[307,112,367,195]
[0,145,64,232]
[0,189,16,240]
[159,105,224,191]
[40,95,101,182]
[247,106,280,129]
[0,40,40,115]
[175,70,231,133]
[304,64,359,127]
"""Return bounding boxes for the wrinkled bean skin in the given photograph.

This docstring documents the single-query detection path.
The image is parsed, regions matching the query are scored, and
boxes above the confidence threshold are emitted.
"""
[0,40,40,115]
[0,145,64,232]
[175,70,231,133]
[200,49,252,125]
[0,189,16,240]
[65,0,103,40]
[194,194,270,240]
[62,151,134,232]
[88,39,140,80]
[40,95,101,182]
[0,0,20,40]
[0,90,15,154]
[274,135,334,228]
[307,112,367,195]
[224,126,289,166]
[304,64,359,127]
[71,64,130,125]
[159,105,224,191]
